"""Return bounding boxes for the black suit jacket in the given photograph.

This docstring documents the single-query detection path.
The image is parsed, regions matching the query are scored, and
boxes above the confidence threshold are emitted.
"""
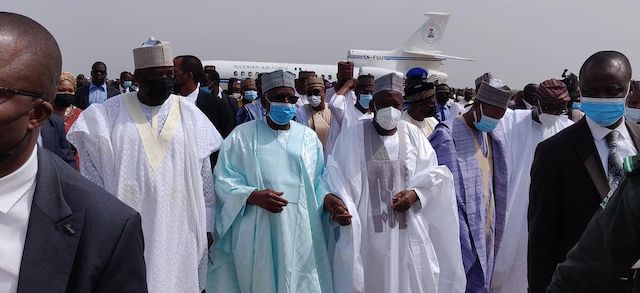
[17,149,147,293]
[41,114,75,168]
[548,169,640,293]
[196,91,237,167]
[528,118,640,292]
[74,83,120,110]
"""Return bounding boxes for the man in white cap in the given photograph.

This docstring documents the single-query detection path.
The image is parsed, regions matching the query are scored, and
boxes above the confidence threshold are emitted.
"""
[67,37,223,292]
[326,72,465,293]
[208,69,348,292]
[429,78,511,293]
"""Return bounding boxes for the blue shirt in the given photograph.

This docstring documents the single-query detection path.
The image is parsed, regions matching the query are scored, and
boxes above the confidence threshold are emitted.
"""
[436,101,451,122]
[88,83,108,105]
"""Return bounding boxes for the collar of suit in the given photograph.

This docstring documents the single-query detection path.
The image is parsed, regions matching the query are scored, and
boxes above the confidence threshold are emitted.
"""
[16,149,82,292]
[575,117,640,199]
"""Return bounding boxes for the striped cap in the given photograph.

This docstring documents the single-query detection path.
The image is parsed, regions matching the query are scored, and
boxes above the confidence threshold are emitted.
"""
[475,79,511,109]
[537,79,570,104]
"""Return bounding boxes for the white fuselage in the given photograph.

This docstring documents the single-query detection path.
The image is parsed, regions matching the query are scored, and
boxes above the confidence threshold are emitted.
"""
[203,12,468,84]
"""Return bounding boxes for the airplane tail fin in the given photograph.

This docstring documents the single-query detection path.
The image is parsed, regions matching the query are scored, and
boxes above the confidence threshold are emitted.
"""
[402,12,449,53]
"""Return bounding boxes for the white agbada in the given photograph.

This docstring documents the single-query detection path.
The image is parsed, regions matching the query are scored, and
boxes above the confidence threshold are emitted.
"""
[67,92,223,292]
[491,109,573,293]
[326,91,373,155]
[325,120,466,293]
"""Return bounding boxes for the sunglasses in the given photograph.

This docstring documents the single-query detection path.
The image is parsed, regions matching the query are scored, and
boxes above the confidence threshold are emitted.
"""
[268,95,299,104]
[307,89,323,96]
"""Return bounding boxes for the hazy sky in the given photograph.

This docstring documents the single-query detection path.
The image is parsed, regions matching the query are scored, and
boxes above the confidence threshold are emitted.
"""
[4,0,640,88]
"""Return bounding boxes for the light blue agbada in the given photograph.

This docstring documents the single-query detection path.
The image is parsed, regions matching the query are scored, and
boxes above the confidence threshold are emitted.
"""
[207,119,333,293]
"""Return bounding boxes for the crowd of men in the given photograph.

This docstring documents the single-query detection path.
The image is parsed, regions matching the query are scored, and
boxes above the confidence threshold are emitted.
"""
[4,11,640,293]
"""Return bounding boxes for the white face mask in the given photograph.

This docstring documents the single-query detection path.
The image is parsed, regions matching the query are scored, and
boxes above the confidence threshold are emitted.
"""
[538,112,562,127]
[375,106,402,130]
[232,93,241,100]
[308,95,322,107]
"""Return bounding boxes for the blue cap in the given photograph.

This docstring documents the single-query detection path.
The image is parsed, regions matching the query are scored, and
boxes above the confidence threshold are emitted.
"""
[406,67,429,79]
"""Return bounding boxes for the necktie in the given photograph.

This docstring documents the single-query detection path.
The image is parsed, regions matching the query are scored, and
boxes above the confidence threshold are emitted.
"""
[606,130,623,191]
[439,106,446,122]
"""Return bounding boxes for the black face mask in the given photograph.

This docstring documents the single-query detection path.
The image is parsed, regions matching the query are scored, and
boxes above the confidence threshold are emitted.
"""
[54,93,75,107]
[143,77,174,99]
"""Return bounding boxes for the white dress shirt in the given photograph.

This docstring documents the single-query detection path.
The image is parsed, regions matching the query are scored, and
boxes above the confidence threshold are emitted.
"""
[184,85,200,104]
[0,147,38,293]
[586,116,637,177]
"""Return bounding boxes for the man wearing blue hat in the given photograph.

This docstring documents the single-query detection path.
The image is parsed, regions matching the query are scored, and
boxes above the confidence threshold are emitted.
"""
[405,67,429,94]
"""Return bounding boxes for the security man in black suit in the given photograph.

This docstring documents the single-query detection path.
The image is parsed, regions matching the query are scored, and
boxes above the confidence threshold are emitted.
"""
[529,50,640,292]
[173,55,237,168]
[74,61,120,110]
[0,12,147,292]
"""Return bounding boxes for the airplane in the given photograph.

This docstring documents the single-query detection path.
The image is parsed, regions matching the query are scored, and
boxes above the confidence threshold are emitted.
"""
[202,12,471,84]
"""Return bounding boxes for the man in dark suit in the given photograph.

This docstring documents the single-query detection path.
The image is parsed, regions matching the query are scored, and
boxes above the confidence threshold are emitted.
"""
[174,55,237,167]
[40,114,75,168]
[528,51,640,293]
[209,70,240,115]
[547,157,640,293]
[74,61,120,110]
[0,12,147,292]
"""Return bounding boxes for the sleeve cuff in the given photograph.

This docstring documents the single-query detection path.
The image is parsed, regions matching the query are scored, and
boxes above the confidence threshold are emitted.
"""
[412,189,425,212]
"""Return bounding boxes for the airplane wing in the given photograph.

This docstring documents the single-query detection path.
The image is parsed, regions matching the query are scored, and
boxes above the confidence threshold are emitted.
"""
[404,50,474,61]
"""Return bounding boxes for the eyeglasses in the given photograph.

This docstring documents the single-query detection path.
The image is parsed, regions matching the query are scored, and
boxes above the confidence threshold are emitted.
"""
[0,86,46,100]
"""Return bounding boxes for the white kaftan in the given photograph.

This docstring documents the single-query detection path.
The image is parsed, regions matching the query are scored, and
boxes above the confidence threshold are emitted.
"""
[325,120,466,293]
[491,109,573,293]
[67,93,222,292]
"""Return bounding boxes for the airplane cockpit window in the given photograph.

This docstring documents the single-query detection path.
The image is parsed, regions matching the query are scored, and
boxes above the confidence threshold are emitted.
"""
[233,71,238,77]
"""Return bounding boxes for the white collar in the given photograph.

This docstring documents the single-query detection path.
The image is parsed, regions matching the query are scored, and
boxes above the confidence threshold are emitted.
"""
[185,85,200,103]
[0,146,38,214]
[217,87,223,99]
[586,116,631,142]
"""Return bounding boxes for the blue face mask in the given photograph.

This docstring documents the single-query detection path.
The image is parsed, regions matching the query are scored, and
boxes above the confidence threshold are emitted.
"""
[200,87,212,94]
[267,99,297,125]
[244,90,258,101]
[581,97,627,127]
[122,80,133,88]
[358,94,373,109]
[473,104,500,133]
[625,108,640,124]
[570,102,581,110]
